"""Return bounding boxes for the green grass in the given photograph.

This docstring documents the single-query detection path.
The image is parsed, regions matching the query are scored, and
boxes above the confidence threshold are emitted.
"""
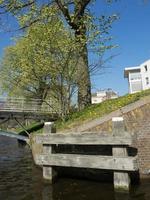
[18,122,44,135]
[55,89,150,131]
[12,121,44,135]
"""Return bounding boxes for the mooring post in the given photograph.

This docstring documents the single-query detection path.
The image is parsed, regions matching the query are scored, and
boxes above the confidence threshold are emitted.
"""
[112,117,130,191]
[43,122,57,183]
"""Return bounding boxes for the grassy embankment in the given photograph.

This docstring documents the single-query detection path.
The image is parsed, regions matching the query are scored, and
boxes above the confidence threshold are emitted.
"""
[55,89,150,131]
[18,89,150,134]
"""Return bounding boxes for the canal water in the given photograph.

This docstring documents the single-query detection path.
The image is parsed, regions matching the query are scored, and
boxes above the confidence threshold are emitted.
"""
[0,135,150,200]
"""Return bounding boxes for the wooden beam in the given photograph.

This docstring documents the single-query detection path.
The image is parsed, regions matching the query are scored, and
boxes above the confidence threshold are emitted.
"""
[36,154,138,171]
[112,117,132,191]
[42,122,57,182]
[35,132,133,145]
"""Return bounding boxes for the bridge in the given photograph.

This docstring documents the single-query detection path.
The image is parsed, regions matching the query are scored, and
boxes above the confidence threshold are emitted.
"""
[0,97,59,121]
[0,97,59,142]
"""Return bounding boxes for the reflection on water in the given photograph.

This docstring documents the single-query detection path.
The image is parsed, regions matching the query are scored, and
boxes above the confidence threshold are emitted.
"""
[0,135,150,200]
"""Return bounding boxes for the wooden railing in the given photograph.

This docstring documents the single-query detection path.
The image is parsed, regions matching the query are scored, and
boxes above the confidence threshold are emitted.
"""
[34,118,138,191]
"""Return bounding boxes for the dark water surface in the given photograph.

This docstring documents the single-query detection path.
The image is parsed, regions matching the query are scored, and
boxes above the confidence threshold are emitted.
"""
[0,135,150,200]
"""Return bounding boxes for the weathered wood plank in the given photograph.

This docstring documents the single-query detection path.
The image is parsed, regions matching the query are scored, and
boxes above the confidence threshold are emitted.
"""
[42,122,57,182]
[35,132,133,145]
[36,154,138,171]
[112,117,131,191]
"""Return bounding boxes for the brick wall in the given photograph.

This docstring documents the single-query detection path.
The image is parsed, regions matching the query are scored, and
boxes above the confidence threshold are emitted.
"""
[81,101,150,176]
[136,120,150,175]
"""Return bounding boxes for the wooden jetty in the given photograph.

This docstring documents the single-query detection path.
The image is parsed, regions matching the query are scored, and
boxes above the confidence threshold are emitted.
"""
[34,118,138,191]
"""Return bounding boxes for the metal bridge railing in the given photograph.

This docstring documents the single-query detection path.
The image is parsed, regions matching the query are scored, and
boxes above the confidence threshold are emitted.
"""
[0,97,56,114]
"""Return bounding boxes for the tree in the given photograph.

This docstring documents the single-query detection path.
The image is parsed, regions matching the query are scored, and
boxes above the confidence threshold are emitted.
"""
[0,0,117,110]
[0,8,79,116]
[54,0,92,110]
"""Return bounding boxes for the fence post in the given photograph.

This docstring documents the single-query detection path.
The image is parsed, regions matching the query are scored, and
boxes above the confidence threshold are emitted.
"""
[112,117,130,191]
[43,122,57,183]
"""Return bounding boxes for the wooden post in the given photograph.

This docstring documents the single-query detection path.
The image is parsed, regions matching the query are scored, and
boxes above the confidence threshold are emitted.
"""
[43,122,57,183]
[112,117,130,191]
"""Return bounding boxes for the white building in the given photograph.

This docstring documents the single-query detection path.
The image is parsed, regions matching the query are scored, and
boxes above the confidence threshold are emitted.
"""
[91,89,118,104]
[124,60,150,94]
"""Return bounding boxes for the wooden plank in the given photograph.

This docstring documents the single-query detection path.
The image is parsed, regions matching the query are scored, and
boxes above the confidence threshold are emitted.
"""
[42,122,57,182]
[35,132,133,145]
[112,117,131,191]
[36,154,138,171]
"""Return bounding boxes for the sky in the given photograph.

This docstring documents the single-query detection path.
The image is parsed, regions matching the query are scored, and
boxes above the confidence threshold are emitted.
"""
[90,0,150,95]
[0,0,150,96]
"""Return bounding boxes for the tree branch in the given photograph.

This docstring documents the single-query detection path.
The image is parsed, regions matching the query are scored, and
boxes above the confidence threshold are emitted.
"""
[0,0,35,14]
[55,0,78,29]
[74,0,91,18]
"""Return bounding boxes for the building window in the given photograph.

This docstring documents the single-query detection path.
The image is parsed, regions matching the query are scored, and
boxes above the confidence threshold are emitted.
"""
[130,72,141,81]
[144,65,148,72]
[146,77,149,85]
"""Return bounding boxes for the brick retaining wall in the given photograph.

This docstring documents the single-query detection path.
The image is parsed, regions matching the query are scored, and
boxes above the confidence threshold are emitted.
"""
[68,96,150,177]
